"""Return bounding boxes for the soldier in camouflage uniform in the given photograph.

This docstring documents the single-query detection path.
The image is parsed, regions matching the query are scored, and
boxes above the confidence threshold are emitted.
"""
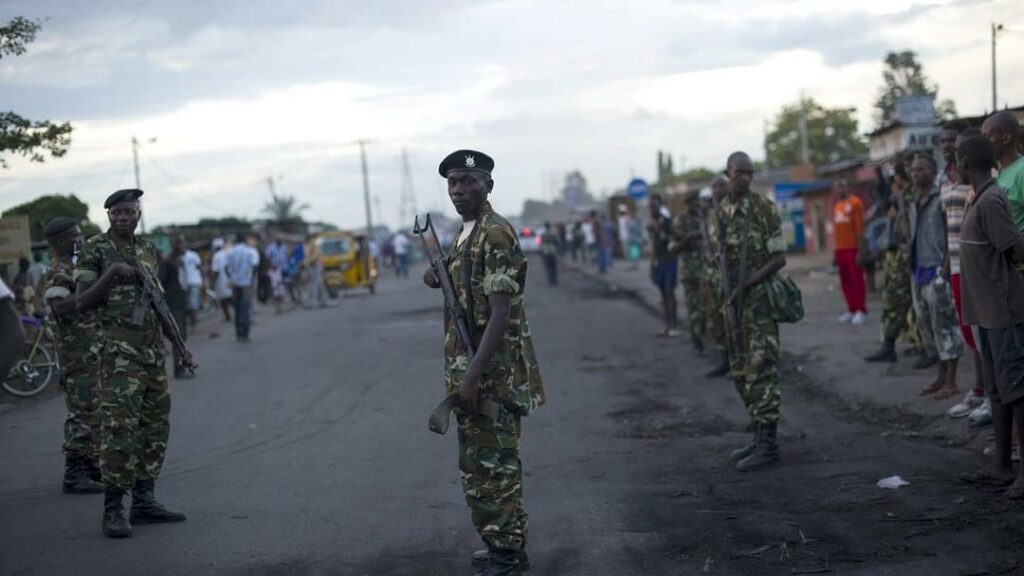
[671,190,707,352]
[423,150,544,576]
[703,177,731,377]
[718,152,788,471]
[865,176,915,363]
[42,217,104,494]
[74,188,193,538]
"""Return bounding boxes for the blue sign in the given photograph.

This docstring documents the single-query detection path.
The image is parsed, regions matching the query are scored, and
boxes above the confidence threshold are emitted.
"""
[627,178,649,200]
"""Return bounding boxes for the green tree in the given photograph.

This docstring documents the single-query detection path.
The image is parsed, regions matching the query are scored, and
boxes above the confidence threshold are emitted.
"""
[2,194,100,240]
[874,50,957,127]
[0,18,73,169]
[262,191,309,224]
[765,97,868,167]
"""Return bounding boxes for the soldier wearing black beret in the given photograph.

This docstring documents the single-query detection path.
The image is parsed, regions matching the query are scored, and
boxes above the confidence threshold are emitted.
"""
[423,149,544,575]
[74,188,192,537]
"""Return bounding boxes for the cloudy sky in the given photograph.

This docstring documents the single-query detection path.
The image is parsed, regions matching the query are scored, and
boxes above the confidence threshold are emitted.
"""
[1,0,1022,231]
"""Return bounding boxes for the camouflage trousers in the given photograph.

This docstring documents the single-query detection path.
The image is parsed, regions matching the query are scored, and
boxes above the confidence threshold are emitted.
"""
[680,265,706,345]
[61,355,100,459]
[911,279,965,361]
[456,409,528,552]
[98,349,170,492]
[881,249,912,342]
[727,287,781,425]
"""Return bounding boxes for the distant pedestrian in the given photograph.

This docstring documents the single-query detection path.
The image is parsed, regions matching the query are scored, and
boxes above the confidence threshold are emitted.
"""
[600,213,615,271]
[954,135,1024,499]
[540,221,559,286]
[210,238,233,322]
[392,232,411,278]
[226,232,260,342]
[647,194,679,337]
[618,204,641,269]
[908,154,964,399]
[833,179,867,325]
[159,235,192,378]
[570,220,583,262]
[268,264,286,314]
[181,243,203,329]
[581,216,596,264]
[305,253,328,308]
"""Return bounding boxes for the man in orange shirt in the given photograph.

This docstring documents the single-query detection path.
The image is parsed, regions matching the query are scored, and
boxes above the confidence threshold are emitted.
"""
[833,179,867,324]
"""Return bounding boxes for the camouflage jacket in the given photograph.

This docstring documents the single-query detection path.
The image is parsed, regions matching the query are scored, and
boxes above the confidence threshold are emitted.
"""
[717,192,787,292]
[671,204,708,279]
[74,232,165,364]
[43,256,101,369]
[444,203,545,416]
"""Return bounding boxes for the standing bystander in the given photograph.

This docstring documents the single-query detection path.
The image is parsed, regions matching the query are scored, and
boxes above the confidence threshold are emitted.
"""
[648,194,679,337]
[226,232,260,342]
[210,238,233,322]
[158,235,191,378]
[908,155,964,399]
[833,179,867,325]
[955,135,1024,499]
[939,123,987,418]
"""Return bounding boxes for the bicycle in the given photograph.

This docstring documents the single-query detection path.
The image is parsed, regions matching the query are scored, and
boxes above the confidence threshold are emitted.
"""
[196,287,221,324]
[3,315,61,397]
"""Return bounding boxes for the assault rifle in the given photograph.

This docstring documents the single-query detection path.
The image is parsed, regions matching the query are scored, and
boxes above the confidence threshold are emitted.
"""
[129,258,196,374]
[413,214,500,434]
[413,214,475,358]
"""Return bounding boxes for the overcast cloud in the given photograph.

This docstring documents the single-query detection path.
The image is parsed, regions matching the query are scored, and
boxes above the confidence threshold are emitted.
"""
[1,0,1022,231]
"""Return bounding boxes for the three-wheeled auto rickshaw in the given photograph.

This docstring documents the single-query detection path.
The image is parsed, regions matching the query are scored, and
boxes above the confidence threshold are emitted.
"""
[310,231,378,297]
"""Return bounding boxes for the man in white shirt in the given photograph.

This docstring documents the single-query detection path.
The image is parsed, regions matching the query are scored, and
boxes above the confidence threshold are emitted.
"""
[225,233,260,342]
[209,238,233,322]
[392,232,411,278]
[181,246,203,328]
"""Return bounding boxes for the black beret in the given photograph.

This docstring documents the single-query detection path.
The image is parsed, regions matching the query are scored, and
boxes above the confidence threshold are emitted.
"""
[104,188,144,209]
[438,149,494,178]
[43,217,79,238]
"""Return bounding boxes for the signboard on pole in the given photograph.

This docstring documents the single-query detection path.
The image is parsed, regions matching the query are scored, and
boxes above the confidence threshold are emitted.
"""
[627,178,649,200]
[0,215,32,267]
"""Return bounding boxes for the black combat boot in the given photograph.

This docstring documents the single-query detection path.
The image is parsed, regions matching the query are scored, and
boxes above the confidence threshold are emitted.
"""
[83,457,102,483]
[129,478,187,524]
[471,549,530,572]
[63,456,104,494]
[729,424,759,462]
[706,353,730,377]
[102,488,132,538]
[864,339,897,363]
[475,549,523,576]
[736,422,780,471]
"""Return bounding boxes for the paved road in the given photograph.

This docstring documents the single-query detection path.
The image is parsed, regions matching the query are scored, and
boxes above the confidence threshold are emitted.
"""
[1,261,1022,575]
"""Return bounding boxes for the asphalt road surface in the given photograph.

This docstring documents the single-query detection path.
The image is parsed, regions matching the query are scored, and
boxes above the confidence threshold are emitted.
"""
[2,260,1023,576]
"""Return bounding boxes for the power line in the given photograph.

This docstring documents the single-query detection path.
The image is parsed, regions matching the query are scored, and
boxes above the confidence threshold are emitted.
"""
[144,157,231,214]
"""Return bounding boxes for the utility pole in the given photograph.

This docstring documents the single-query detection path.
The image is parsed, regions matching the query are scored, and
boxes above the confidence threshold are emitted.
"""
[355,139,373,242]
[131,136,156,233]
[398,148,417,228]
[992,22,1004,111]
[798,93,810,165]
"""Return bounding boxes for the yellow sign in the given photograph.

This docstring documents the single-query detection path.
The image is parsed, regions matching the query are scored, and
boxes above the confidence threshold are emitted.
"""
[0,215,32,265]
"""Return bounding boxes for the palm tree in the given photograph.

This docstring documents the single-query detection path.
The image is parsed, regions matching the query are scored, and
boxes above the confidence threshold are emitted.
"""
[262,191,309,224]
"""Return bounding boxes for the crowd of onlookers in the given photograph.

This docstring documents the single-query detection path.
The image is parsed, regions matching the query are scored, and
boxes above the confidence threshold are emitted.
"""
[826,113,1024,497]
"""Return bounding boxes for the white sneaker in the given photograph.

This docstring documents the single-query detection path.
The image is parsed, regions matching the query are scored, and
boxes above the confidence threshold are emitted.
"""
[838,312,853,324]
[851,311,867,325]
[968,398,993,429]
[948,391,984,418]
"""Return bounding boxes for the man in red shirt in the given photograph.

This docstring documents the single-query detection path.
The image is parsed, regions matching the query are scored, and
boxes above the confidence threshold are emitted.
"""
[833,179,867,324]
